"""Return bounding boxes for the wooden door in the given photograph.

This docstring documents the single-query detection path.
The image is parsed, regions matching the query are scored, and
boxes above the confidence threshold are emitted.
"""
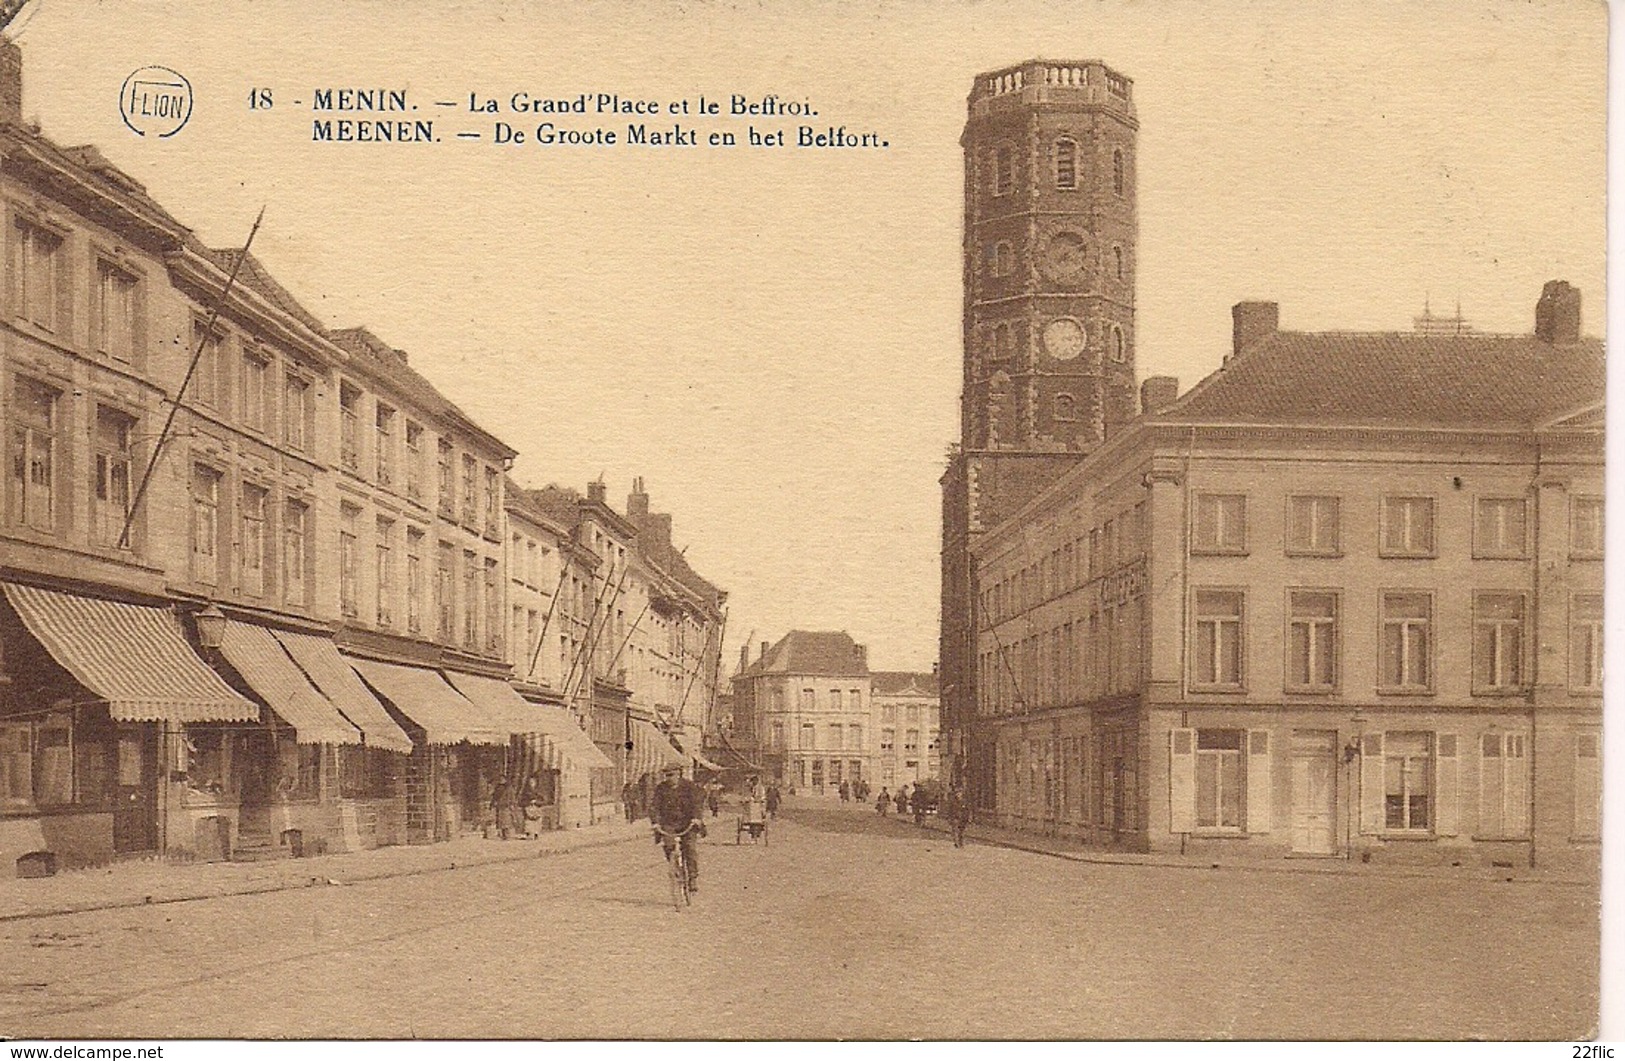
[113,725,157,853]
[1290,730,1338,854]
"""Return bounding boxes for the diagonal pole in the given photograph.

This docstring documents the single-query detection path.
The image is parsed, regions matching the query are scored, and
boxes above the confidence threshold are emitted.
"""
[119,208,266,550]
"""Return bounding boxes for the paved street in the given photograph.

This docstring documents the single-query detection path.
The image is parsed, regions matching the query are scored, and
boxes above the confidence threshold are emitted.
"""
[0,799,1599,1040]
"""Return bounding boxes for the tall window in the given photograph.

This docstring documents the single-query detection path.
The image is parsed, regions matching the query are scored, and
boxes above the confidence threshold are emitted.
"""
[1570,496,1603,558]
[283,500,308,606]
[241,348,269,433]
[994,145,1014,196]
[437,440,455,514]
[339,383,361,471]
[484,557,501,653]
[1287,591,1337,690]
[1380,592,1432,690]
[1193,494,1246,554]
[190,464,222,584]
[282,373,310,451]
[190,322,224,409]
[905,729,920,753]
[1054,137,1077,189]
[376,517,395,627]
[992,241,1014,277]
[405,421,424,502]
[1192,590,1244,687]
[1473,497,1527,558]
[375,405,396,487]
[91,405,135,548]
[239,484,268,597]
[880,728,895,751]
[851,725,863,750]
[1380,496,1435,557]
[1113,246,1124,281]
[94,260,138,362]
[462,550,479,646]
[484,467,499,530]
[1574,732,1602,840]
[799,688,815,711]
[1195,729,1243,830]
[1384,732,1432,831]
[1479,732,1528,839]
[991,322,1015,362]
[1473,593,1523,692]
[436,541,456,640]
[1111,326,1125,363]
[461,455,478,524]
[12,218,62,331]
[339,505,359,617]
[1112,148,1125,196]
[828,689,842,711]
[800,722,815,749]
[1287,495,1340,555]
[1569,594,1603,690]
[406,528,425,633]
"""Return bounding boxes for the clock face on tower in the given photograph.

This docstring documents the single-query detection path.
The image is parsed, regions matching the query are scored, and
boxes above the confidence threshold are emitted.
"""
[1042,318,1087,361]
[1039,230,1088,283]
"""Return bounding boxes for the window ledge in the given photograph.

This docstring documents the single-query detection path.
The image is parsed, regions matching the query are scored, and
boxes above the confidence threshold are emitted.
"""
[1191,549,1249,558]
[1188,685,1248,695]
[1284,686,1339,697]
[1378,831,1436,841]
[1375,688,1435,697]
[1376,552,1437,560]
[1284,550,1343,560]
[1190,829,1247,839]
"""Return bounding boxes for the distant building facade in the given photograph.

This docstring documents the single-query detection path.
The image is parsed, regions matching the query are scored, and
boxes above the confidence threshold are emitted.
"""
[869,672,941,789]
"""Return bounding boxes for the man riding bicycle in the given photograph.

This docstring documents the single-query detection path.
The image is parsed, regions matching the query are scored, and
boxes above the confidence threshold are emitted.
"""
[650,763,705,893]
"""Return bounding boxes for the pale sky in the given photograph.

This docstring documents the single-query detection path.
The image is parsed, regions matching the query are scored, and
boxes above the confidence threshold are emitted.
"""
[10,0,1605,674]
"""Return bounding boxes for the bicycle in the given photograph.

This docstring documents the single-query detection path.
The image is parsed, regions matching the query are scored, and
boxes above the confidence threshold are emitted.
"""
[654,821,701,910]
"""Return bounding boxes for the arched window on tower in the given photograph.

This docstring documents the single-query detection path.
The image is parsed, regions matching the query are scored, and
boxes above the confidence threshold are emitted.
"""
[994,242,1014,277]
[992,323,1015,362]
[995,145,1015,196]
[1053,393,1079,422]
[1054,138,1077,190]
[1113,245,1125,281]
[1111,326,1126,364]
[1113,149,1125,197]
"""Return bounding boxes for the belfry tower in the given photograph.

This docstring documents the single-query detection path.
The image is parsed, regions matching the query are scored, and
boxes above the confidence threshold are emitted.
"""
[940,60,1139,804]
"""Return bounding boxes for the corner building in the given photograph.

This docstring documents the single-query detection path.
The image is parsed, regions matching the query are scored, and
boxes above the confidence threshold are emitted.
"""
[942,60,1139,811]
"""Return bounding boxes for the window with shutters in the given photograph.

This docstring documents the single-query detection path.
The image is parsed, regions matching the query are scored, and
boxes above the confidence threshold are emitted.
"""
[1054,137,1077,189]
[1569,496,1603,559]
[405,528,424,633]
[241,347,269,434]
[1287,590,1338,691]
[94,259,139,363]
[1195,729,1244,831]
[1573,732,1601,840]
[239,483,268,597]
[282,373,311,451]
[190,464,222,584]
[1192,590,1244,688]
[1286,495,1340,556]
[828,689,842,711]
[1383,732,1432,831]
[800,722,815,750]
[1569,594,1603,691]
[462,550,478,647]
[436,440,455,516]
[1193,494,1246,554]
[1472,593,1524,693]
[484,558,501,654]
[0,722,33,807]
[1477,732,1528,839]
[1379,592,1432,692]
[1380,496,1435,557]
[1472,497,1527,558]
[375,517,395,627]
[92,406,136,549]
[339,382,361,471]
[339,504,359,617]
[12,217,63,331]
[9,376,59,532]
[283,500,308,606]
[404,421,425,502]
[461,455,478,526]
[800,688,815,711]
[375,404,395,487]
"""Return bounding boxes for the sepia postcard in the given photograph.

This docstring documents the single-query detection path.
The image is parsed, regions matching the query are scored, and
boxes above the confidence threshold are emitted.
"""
[0,0,1613,1047]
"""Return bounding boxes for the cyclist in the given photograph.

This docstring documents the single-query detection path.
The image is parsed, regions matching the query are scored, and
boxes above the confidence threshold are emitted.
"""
[650,763,705,893]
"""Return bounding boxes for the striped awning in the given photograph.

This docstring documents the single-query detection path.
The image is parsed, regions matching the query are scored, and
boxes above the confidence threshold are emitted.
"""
[443,670,560,768]
[2,582,255,723]
[348,657,507,745]
[273,631,414,754]
[628,718,688,780]
[444,671,615,771]
[217,622,359,745]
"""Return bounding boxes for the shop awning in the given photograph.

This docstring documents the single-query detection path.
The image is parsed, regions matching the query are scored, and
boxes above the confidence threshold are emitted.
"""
[443,672,614,771]
[218,621,360,745]
[273,631,414,754]
[347,657,507,745]
[2,582,255,723]
[628,718,688,780]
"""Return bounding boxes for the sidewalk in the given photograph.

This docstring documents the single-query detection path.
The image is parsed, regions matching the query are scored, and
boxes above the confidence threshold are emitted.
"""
[893,812,1599,887]
[0,819,648,923]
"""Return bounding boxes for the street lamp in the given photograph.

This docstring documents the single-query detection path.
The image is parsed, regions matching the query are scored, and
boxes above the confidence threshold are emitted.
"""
[194,603,227,650]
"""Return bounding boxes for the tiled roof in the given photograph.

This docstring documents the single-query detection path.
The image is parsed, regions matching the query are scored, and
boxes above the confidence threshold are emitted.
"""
[870,671,938,696]
[743,631,867,677]
[202,248,329,335]
[1162,332,1605,429]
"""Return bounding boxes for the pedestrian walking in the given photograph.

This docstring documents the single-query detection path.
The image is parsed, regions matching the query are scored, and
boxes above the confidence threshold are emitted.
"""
[894,786,907,816]
[621,781,636,823]
[765,784,781,819]
[707,786,721,818]
[876,787,890,816]
[490,773,518,840]
[839,780,850,803]
[947,783,971,848]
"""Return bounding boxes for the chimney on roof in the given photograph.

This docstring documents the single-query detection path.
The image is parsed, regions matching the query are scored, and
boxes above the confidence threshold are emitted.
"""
[856,644,868,671]
[760,640,770,662]
[1140,376,1179,416]
[1231,301,1279,361]
[0,37,21,125]
[1535,281,1581,344]
[586,480,607,505]
[739,643,750,672]
[627,477,649,519]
